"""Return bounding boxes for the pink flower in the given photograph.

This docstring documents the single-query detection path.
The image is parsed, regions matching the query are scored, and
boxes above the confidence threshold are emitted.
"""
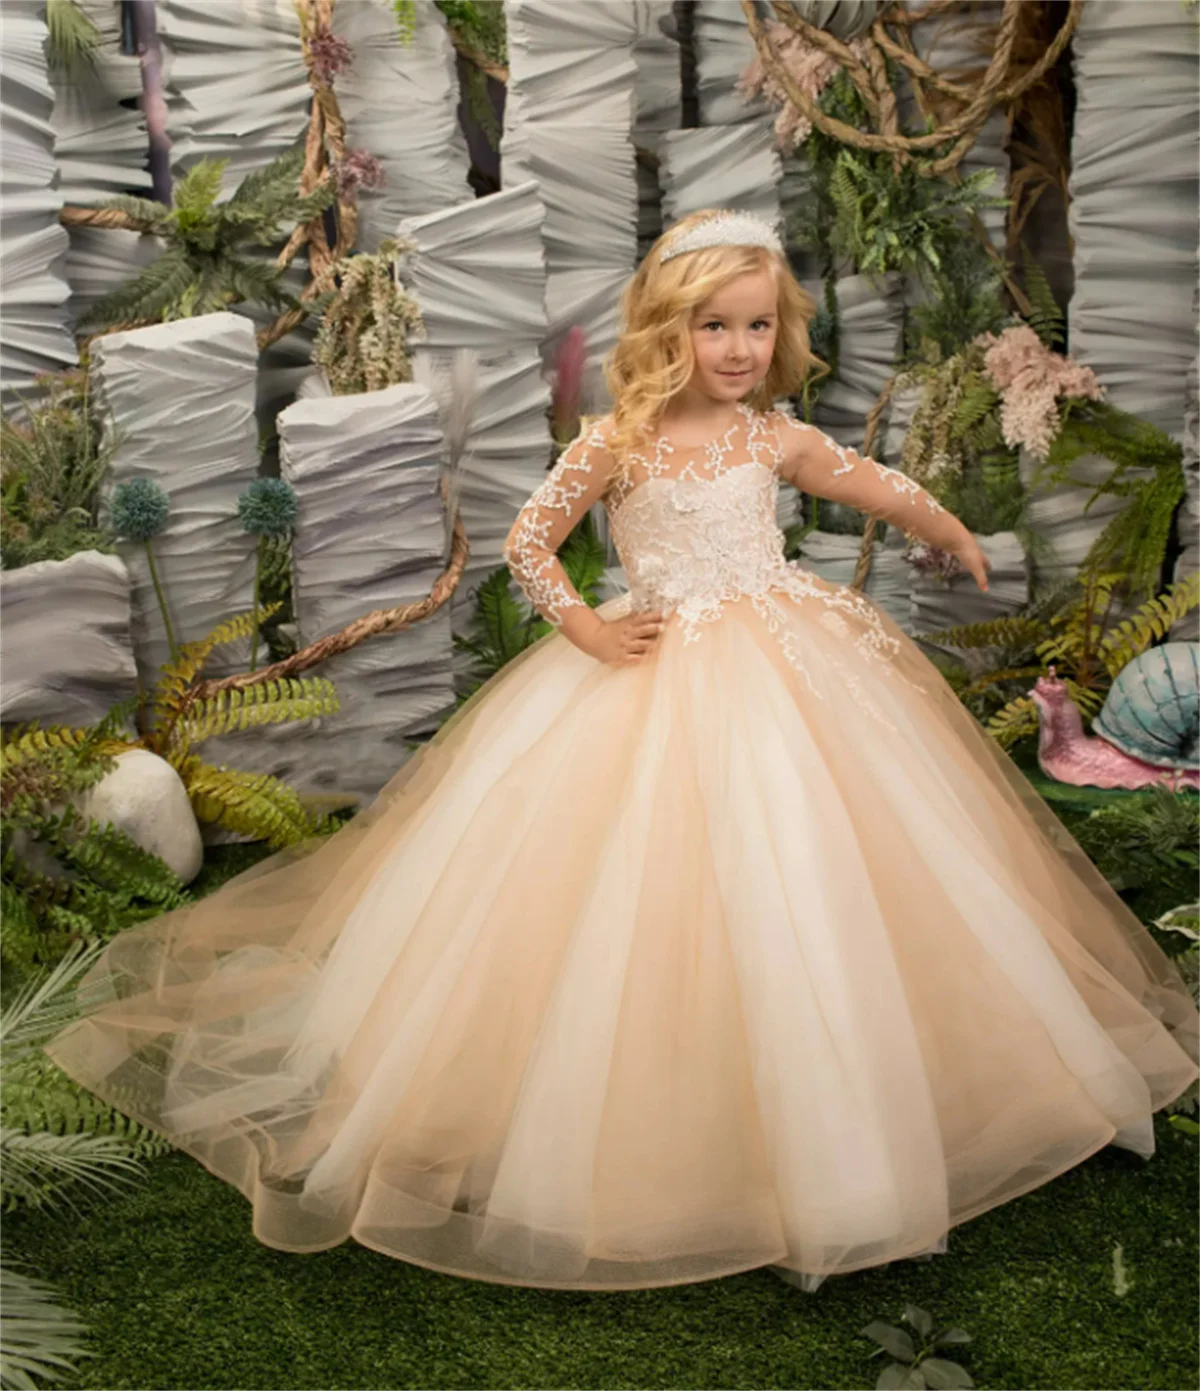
[975,325,1105,460]
[331,149,385,199]
[736,20,871,152]
[309,27,353,86]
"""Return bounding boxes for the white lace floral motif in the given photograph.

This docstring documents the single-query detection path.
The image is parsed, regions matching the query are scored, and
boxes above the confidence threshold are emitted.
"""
[503,403,948,730]
[772,409,950,543]
[501,418,612,628]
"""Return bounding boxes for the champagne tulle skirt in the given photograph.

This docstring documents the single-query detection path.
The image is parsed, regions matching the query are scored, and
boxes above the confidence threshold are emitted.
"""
[44,576,1200,1292]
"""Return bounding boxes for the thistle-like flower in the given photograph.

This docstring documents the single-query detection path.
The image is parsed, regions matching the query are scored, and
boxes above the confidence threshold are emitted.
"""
[110,476,169,541]
[236,478,298,673]
[110,477,176,658]
[236,477,298,537]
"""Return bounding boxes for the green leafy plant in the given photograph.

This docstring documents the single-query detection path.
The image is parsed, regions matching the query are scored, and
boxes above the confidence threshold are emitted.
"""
[827,147,1008,280]
[0,368,121,570]
[892,337,1033,542]
[1150,902,1199,1130]
[0,706,192,970]
[235,478,298,671]
[80,148,336,329]
[44,0,100,76]
[921,568,1200,750]
[862,1304,974,1389]
[903,234,1010,363]
[4,608,343,860]
[1018,241,1066,351]
[1068,789,1200,903]
[431,0,506,152]
[1028,398,1188,603]
[110,476,177,660]
[453,521,608,702]
[1,941,159,1390]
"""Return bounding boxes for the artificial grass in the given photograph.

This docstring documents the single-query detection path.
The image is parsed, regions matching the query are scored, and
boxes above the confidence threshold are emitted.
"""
[5,1114,1196,1391]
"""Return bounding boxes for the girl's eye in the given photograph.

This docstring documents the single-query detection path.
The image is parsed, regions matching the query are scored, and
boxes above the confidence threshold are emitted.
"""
[700,320,772,331]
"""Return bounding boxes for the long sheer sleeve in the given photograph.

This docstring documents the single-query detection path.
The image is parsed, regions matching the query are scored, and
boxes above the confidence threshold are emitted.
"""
[771,409,972,554]
[501,418,616,628]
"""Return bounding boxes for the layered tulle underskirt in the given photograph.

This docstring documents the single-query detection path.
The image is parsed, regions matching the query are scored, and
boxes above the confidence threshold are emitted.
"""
[44,575,1200,1291]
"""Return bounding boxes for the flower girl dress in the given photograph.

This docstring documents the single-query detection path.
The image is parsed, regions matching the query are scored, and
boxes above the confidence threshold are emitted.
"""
[44,401,1199,1292]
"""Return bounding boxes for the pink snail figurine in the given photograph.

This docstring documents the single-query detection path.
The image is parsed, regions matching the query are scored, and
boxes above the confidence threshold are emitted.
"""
[1030,643,1200,792]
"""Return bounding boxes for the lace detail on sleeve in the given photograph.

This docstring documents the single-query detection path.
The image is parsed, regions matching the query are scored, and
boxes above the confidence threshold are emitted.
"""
[501,418,615,628]
[770,409,958,547]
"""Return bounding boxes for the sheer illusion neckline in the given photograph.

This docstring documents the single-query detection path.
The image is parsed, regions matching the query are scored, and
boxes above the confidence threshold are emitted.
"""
[643,400,755,454]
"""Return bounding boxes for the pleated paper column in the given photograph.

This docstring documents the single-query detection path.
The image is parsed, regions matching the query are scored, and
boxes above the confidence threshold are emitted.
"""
[0,0,77,399]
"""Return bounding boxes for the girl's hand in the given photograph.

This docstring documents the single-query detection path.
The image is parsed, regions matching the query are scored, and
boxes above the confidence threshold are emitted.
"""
[955,535,993,592]
[589,609,667,667]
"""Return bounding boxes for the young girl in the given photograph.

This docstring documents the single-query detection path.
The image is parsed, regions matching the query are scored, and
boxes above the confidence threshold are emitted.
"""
[45,208,1199,1295]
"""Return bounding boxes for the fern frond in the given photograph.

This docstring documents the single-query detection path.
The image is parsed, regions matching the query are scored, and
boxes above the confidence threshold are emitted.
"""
[171,677,340,747]
[1020,243,1065,350]
[180,758,316,848]
[917,614,1043,650]
[171,157,227,225]
[53,808,191,907]
[985,694,1040,748]
[1099,572,1200,672]
[950,375,1000,439]
[0,881,40,971]
[79,247,196,328]
[958,665,1047,698]
[95,192,172,231]
[152,602,284,729]
[0,724,93,771]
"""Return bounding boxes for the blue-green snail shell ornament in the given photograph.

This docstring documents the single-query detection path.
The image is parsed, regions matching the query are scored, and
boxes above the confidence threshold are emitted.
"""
[1093,642,1199,772]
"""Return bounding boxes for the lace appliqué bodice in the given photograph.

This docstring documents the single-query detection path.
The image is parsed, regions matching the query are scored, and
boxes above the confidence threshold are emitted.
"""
[602,403,931,730]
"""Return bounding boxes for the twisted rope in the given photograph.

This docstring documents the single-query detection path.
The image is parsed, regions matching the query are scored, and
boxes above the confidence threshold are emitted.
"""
[192,477,471,700]
[742,0,1080,179]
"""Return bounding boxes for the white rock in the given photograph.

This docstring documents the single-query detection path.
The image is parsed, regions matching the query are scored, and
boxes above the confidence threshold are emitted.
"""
[76,748,204,885]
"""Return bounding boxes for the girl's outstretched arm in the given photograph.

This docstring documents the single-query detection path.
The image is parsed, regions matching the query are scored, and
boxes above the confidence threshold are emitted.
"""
[502,418,616,652]
[771,410,975,557]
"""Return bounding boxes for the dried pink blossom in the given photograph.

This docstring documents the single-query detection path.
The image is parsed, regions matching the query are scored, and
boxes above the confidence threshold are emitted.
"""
[308,27,353,86]
[975,324,1105,460]
[331,149,385,200]
[736,19,871,152]
[551,325,588,445]
[904,539,965,582]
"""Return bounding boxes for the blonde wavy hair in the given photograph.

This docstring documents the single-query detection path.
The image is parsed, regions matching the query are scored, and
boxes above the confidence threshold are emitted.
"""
[595,209,829,462]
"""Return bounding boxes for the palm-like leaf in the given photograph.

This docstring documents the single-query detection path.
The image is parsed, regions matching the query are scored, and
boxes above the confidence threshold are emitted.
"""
[0,1264,91,1391]
[44,0,100,76]
[1,1130,145,1212]
[0,940,107,1056]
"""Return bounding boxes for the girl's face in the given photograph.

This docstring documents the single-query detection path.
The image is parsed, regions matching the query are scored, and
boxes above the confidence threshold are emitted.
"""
[684,267,778,407]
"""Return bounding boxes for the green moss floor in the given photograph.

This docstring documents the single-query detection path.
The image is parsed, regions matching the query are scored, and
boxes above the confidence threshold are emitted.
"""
[6,1112,1196,1391]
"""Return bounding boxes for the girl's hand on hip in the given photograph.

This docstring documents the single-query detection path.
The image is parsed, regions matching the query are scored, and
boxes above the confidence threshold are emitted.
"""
[590,610,667,667]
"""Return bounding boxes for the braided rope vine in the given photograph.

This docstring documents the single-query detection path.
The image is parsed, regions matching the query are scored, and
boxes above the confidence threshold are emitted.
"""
[55,0,470,691]
[741,0,1082,590]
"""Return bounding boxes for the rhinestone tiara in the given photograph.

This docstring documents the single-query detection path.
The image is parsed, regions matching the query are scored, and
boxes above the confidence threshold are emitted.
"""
[660,210,784,263]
